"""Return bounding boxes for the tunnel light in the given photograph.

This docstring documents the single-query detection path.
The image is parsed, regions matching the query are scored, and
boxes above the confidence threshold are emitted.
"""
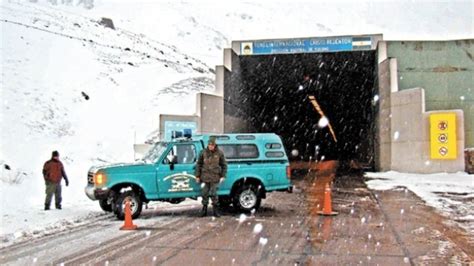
[318,116,329,128]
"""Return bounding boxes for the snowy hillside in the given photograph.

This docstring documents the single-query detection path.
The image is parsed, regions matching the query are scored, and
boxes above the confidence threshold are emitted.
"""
[87,0,473,66]
[1,0,215,240]
[1,0,473,244]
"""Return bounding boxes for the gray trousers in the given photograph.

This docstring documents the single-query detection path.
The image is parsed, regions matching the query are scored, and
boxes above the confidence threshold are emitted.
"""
[45,181,62,207]
[201,182,218,207]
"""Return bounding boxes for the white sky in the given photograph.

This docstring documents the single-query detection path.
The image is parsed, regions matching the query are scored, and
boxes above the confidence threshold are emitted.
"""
[89,0,473,40]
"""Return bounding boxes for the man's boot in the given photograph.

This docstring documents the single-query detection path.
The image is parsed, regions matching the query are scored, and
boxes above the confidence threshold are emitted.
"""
[200,205,208,217]
[56,205,62,210]
[212,206,220,217]
[44,205,50,211]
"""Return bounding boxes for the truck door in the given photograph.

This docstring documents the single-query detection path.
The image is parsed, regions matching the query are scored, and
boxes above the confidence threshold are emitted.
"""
[157,142,201,198]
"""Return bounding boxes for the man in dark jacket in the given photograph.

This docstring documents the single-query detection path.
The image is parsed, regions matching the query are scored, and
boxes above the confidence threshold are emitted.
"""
[43,151,69,210]
[195,137,227,217]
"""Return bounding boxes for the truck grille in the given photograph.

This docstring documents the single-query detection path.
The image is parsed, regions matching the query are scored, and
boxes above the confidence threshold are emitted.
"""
[87,172,94,184]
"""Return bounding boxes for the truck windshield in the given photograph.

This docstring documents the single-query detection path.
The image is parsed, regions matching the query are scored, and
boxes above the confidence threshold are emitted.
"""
[143,142,167,163]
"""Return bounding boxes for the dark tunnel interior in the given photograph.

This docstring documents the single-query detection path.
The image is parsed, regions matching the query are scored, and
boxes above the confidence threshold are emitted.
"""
[229,51,377,166]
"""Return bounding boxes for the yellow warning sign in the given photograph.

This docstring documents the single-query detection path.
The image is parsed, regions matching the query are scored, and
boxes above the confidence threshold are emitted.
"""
[430,113,457,159]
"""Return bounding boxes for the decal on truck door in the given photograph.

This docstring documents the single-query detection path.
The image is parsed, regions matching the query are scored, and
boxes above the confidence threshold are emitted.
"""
[164,173,197,192]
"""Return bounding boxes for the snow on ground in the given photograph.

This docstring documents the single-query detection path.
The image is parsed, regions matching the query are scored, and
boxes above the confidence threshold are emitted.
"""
[366,171,474,235]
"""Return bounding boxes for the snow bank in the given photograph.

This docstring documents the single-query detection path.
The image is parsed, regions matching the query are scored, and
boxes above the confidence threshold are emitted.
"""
[366,171,474,234]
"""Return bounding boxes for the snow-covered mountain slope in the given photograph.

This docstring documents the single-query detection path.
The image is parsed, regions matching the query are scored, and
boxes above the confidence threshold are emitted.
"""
[1,0,213,168]
[88,0,473,66]
[1,0,215,239]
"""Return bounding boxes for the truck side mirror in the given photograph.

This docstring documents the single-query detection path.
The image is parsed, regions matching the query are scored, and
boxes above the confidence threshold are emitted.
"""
[171,155,178,164]
[169,155,178,170]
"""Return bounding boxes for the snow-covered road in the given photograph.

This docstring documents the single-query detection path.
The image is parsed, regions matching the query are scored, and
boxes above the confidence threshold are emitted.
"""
[366,171,474,236]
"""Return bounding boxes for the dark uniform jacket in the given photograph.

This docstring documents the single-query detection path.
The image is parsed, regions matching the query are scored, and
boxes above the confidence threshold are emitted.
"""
[195,147,227,183]
[43,159,68,183]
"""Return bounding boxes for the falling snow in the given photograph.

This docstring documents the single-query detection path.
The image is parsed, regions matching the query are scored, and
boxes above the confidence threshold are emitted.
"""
[291,149,299,157]
[238,214,247,223]
[393,131,400,140]
[253,223,263,234]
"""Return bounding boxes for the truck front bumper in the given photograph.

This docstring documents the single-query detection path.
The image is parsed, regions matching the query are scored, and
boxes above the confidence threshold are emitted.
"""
[85,185,110,200]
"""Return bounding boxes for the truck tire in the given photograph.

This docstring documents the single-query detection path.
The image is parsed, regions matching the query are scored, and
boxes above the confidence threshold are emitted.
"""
[115,191,142,220]
[99,199,112,212]
[232,184,261,212]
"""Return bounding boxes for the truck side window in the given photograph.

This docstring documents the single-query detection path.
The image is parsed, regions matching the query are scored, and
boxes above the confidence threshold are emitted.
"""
[164,144,196,164]
[220,144,259,159]
[265,143,282,149]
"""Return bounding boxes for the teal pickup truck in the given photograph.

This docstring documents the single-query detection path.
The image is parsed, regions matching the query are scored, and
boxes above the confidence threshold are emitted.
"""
[85,133,292,219]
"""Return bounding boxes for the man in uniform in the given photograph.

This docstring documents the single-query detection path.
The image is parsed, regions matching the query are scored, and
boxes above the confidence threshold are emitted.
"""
[43,151,69,210]
[195,137,227,217]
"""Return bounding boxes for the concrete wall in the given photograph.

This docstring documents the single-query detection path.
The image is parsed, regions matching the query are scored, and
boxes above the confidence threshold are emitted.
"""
[223,48,232,71]
[387,40,474,147]
[390,88,465,173]
[197,93,224,134]
[223,49,252,133]
[215,65,225,96]
[376,58,393,171]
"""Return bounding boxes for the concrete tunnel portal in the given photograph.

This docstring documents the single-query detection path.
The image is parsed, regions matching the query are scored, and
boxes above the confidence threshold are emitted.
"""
[158,35,469,173]
[224,50,378,167]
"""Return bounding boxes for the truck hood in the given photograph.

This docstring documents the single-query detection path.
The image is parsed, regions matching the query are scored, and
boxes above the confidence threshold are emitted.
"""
[88,161,149,174]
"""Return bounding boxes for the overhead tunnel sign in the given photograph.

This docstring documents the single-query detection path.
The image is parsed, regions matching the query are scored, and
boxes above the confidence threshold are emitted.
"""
[241,36,373,55]
[430,113,457,159]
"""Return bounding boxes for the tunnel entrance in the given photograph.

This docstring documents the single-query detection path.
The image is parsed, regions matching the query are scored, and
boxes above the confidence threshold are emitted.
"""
[225,50,377,167]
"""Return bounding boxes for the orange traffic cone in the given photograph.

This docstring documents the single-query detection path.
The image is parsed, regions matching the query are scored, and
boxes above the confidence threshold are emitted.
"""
[317,183,338,216]
[120,199,138,230]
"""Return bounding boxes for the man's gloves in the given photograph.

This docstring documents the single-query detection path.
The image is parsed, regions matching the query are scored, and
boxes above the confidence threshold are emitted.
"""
[65,178,69,187]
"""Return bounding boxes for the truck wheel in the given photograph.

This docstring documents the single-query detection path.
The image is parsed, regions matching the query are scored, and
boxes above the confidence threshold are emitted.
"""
[115,191,142,220]
[99,199,112,212]
[233,184,261,212]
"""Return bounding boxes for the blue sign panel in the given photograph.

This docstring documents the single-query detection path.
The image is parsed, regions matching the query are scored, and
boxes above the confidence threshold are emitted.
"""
[240,36,372,55]
[164,121,197,141]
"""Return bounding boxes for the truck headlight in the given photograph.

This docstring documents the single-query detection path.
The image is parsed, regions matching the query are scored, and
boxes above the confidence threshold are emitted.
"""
[94,172,107,186]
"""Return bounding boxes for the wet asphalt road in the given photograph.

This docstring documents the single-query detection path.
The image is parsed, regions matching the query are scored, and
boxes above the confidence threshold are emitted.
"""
[1,162,472,265]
